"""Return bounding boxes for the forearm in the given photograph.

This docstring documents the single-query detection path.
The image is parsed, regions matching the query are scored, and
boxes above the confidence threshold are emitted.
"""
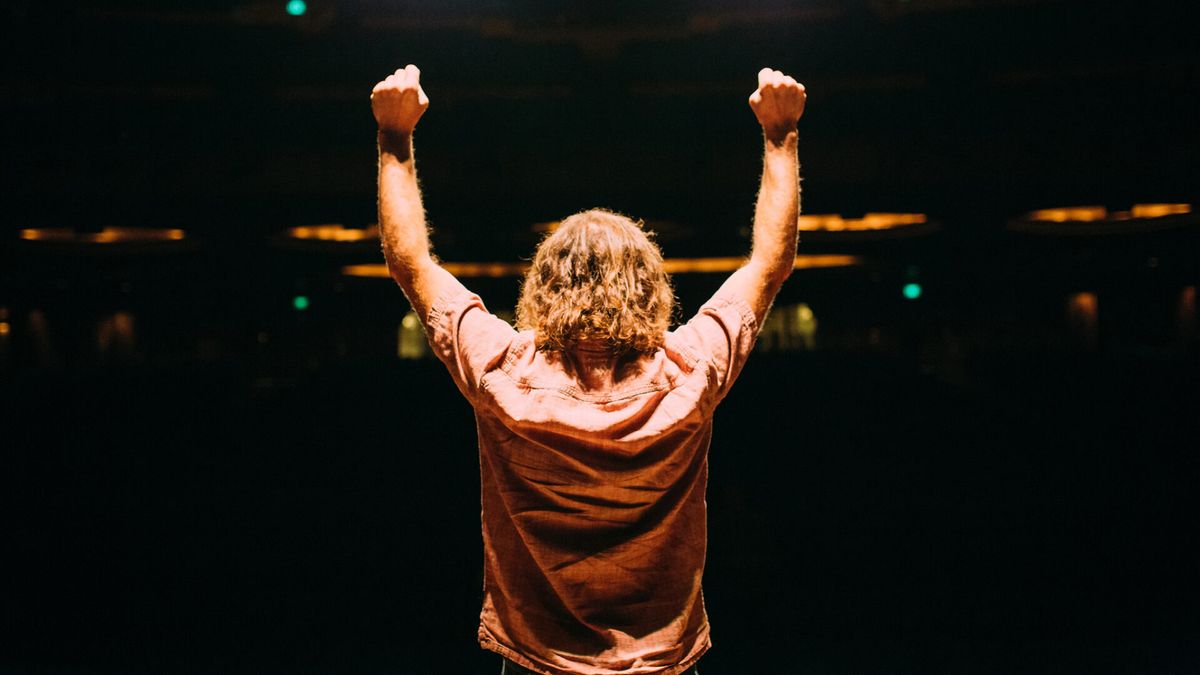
[749,130,800,281]
[377,130,434,279]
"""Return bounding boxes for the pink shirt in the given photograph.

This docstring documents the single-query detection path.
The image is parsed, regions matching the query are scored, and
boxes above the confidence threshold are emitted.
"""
[424,279,759,675]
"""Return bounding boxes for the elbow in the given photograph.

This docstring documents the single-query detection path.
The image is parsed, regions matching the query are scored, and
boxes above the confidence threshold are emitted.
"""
[384,252,437,290]
[748,254,794,287]
[769,264,793,291]
[741,259,791,299]
[385,259,411,287]
[774,245,797,279]
[774,238,799,284]
[383,250,420,287]
[384,248,412,282]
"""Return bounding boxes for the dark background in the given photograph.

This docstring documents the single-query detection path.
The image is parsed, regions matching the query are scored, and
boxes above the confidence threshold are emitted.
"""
[2,1,1198,673]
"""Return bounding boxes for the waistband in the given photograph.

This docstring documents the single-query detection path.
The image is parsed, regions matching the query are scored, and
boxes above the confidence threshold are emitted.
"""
[502,659,700,675]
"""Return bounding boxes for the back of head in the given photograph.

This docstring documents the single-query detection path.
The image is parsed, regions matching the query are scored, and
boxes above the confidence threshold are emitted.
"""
[517,209,676,355]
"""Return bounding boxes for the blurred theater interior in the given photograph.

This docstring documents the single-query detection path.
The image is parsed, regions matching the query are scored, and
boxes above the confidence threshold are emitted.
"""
[2,1,1197,673]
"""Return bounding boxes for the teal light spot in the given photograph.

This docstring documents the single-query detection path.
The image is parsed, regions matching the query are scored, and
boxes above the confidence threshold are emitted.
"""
[293,295,310,311]
[903,283,922,300]
[286,0,307,17]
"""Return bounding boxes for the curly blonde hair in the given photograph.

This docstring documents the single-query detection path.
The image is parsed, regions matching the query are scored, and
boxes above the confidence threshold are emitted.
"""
[516,209,676,355]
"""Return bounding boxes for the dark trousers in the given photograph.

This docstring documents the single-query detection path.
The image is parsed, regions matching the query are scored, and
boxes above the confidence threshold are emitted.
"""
[502,658,699,674]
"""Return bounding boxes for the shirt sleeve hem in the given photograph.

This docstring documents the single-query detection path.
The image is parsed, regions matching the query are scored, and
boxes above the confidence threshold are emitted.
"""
[425,287,475,330]
[704,291,759,334]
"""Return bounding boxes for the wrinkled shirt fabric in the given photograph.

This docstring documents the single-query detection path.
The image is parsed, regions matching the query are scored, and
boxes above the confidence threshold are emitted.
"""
[424,280,758,675]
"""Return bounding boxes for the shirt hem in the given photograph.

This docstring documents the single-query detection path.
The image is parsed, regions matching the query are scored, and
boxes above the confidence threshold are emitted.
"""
[478,633,711,675]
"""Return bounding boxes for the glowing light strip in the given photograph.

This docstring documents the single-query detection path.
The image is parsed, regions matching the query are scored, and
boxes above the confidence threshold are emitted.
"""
[1025,206,1109,223]
[19,227,186,243]
[798,213,928,231]
[286,224,379,242]
[1024,203,1193,223]
[1132,203,1192,218]
[344,255,861,279]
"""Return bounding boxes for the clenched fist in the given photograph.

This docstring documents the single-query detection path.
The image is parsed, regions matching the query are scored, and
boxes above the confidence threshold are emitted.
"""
[371,64,429,135]
[749,68,806,141]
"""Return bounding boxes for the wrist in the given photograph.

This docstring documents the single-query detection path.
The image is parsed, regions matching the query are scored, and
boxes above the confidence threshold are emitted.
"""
[763,128,798,148]
[378,128,412,147]
[378,129,414,161]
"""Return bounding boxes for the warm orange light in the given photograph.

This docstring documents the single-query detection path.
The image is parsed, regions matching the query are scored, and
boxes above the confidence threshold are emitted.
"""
[798,213,928,231]
[1025,204,1192,223]
[344,262,531,279]
[344,255,861,279]
[0,322,10,336]
[19,227,186,243]
[795,214,845,231]
[286,224,379,242]
[1130,203,1192,219]
[663,255,862,273]
[1026,207,1108,223]
[343,264,390,278]
[662,257,748,273]
[1068,292,1098,315]
[1066,291,1099,349]
[445,261,532,277]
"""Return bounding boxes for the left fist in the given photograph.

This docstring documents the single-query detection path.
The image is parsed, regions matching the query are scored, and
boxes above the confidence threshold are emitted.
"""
[371,64,429,135]
[749,68,806,141]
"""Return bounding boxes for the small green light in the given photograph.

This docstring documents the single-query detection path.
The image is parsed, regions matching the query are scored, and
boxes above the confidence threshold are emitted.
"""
[903,283,922,300]
[286,0,307,17]
[293,295,310,311]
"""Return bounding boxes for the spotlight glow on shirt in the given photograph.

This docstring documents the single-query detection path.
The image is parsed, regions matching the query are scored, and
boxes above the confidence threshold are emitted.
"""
[903,283,922,300]
[293,295,310,311]
[286,0,307,16]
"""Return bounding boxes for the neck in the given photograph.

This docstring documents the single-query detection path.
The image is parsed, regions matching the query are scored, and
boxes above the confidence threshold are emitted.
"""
[566,343,635,391]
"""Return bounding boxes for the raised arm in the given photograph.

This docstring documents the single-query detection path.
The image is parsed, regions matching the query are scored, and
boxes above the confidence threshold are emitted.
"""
[372,64,463,321]
[714,68,807,326]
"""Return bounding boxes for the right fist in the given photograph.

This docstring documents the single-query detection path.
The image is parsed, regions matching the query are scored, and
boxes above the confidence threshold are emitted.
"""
[371,64,429,135]
[749,68,806,140]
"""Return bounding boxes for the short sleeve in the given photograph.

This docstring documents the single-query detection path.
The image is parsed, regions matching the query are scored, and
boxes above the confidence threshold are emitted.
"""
[425,287,518,404]
[669,291,759,405]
